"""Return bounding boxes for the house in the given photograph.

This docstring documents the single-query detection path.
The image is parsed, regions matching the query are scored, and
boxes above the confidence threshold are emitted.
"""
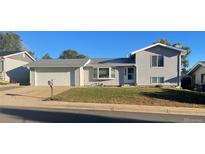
[29,43,187,86]
[0,51,35,85]
[187,61,205,86]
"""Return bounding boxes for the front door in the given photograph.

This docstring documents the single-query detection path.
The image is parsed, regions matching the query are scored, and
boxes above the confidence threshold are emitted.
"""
[124,67,135,84]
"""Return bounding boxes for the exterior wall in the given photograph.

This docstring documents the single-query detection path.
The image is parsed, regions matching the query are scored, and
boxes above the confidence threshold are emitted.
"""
[30,67,78,86]
[135,46,180,86]
[84,66,127,86]
[0,60,3,72]
[9,52,34,63]
[191,66,205,85]
[30,68,35,86]
[4,58,30,84]
[74,68,80,86]
[79,67,84,86]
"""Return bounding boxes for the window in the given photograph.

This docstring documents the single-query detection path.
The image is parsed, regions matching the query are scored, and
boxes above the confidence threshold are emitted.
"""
[127,67,134,80]
[151,77,164,84]
[93,67,116,79]
[152,56,158,67]
[93,68,97,78]
[158,77,164,83]
[158,56,164,67]
[151,56,164,67]
[201,74,205,84]
[99,68,109,78]
[151,77,158,84]
[111,68,116,78]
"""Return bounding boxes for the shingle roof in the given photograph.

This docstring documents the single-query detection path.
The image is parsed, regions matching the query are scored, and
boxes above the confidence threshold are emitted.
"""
[199,61,205,65]
[29,58,90,68]
[87,58,135,67]
[0,51,22,57]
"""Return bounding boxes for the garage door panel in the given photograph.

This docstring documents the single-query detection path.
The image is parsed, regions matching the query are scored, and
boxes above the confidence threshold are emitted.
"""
[36,68,72,86]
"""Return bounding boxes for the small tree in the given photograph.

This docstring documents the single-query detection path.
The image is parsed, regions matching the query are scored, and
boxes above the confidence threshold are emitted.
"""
[153,39,171,46]
[42,53,52,59]
[59,49,87,59]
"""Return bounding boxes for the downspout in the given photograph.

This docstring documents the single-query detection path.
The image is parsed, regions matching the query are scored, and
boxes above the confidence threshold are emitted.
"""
[178,54,182,87]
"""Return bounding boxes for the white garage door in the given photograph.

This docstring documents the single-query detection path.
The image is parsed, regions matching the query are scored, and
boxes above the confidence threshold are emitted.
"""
[36,68,72,86]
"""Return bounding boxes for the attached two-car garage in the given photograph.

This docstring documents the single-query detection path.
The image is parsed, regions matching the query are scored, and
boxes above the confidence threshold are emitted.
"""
[29,59,89,86]
[34,68,75,86]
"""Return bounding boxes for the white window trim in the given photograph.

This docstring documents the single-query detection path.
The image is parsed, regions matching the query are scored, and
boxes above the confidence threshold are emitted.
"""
[151,77,165,84]
[151,55,164,68]
[93,67,116,80]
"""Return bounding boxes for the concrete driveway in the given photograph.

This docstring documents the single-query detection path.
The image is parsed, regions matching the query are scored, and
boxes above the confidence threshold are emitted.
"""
[0,86,69,105]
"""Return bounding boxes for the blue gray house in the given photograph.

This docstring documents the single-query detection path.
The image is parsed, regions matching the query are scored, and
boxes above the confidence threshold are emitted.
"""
[29,43,187,86]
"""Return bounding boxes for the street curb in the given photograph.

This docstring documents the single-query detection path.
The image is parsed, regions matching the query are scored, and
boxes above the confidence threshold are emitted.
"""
[1,100,205,116]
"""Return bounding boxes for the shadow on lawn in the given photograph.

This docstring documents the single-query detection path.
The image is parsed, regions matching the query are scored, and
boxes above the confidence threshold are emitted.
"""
[140,88,205,105]
[0,107,162,123]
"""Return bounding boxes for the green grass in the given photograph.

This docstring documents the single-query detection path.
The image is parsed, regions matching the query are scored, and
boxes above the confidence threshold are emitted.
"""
[0,81,9,85]
[53,87,205,108]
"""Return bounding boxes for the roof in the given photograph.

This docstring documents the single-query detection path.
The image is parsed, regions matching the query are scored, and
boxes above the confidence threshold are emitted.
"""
[0,51,36,61]
[87,58,135,67]
[187,61,205,75]
[29,58,90,68]
[130,43,187,55]
[0,51,22,57]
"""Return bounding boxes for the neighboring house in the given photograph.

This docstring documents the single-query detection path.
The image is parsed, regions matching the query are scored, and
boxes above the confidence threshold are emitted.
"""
[29,43,187,86]
[0,51,35,85]
[187,61,205,86]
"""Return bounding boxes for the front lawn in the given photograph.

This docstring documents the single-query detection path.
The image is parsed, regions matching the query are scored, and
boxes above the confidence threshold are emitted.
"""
[0,81,9,85]
[53,87,205,108]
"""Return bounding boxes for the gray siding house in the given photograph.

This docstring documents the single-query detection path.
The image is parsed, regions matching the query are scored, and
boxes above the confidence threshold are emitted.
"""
[188,61,205,86]
[0,51,35,85]
[29,43,187,86]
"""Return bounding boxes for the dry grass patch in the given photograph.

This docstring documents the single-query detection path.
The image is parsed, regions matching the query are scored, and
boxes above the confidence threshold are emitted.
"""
[53,87,205,108]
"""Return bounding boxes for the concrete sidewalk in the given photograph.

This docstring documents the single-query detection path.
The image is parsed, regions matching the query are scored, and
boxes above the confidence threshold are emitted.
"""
[1,99,205,116]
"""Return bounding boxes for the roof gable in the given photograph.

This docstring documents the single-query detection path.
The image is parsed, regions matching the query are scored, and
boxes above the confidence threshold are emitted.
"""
[130,43,187,55]
[188,61,205,75]
[0,51,35,61]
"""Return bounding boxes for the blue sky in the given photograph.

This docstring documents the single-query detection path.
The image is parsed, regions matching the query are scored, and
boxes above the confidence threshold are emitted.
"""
[17,31,205,68]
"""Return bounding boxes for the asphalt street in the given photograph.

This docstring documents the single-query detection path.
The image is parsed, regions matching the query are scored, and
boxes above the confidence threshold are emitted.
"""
[0,106,204,123]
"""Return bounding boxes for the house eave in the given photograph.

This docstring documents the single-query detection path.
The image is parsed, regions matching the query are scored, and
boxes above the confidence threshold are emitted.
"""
[130,43,187,55]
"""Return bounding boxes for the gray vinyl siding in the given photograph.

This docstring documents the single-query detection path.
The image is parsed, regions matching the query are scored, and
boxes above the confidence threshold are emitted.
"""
[190,66,205,85]
[30,68,35,86]
[4,58,30,84]
[0,61,3,72]
[84,66,127,86]
[135,46,180,85]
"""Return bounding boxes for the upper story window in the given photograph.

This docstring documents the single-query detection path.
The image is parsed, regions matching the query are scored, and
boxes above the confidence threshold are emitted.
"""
[201,74,205,84]
[151,55,164,67]
[93,67,116,79]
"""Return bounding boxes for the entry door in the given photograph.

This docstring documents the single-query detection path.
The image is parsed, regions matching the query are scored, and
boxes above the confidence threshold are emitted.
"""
[124,67,135,84]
